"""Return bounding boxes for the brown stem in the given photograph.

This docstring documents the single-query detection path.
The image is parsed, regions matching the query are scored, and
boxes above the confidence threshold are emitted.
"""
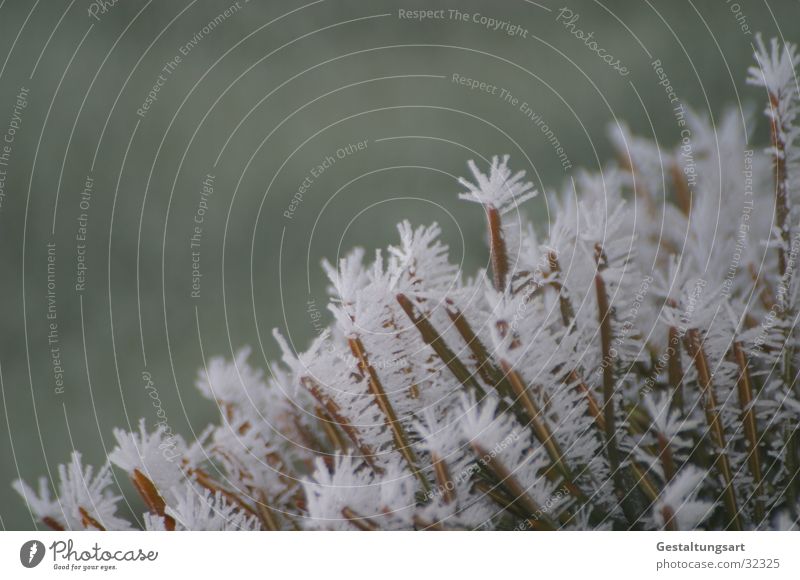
[42,516,64,531]
[341,506,380,531]
[472,479,532,521]
[628,461,660,503]
[732,341,765,521]
[191,468,261,522]
[431,452,455,504]
[595,251,654,522]
[412,515,446,530]
[349,337,431,494]
[667,325,685,413]
[749,263,776,311]
[445,301,508,390]
[301,377,380,472]
[683,329,742,530]
[768,93,791,280]
[471,442,557,530]
[594,262,622,486]
[656,432,676,482]
[314,405,347,454]
[596,271,619,466]
[397,294,486,400]
[671,162,692,216]
[548,251,576,326]
[255,492,280,531]
[570,373,660,505]
[132,469,175,530]
[567,370,605,430]
[486,206,510,291]
[78,507,106,531]
[500,361,585,502]
[661,505,679,531]
[765,93,799,514]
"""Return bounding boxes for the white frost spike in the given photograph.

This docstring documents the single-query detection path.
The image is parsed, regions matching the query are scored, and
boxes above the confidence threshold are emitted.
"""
[109,418,186,504]
[13,452,131,531]
[165,485,260,530]
[195,346,269,409]
[652,467,714,530]
[458,155,537,214]
[322,247,368,305]
[747,35,800,99]
[12,477,62,529]
[643,392,698,444]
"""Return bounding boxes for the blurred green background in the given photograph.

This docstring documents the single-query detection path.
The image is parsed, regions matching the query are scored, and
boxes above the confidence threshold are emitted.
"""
[0,0,797,529]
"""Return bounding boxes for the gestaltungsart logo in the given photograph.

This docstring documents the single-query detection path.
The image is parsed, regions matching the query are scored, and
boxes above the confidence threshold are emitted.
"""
[20,540,46,568]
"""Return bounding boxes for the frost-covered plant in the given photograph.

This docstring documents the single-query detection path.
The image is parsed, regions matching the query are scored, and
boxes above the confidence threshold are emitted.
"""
[14,36,800,530]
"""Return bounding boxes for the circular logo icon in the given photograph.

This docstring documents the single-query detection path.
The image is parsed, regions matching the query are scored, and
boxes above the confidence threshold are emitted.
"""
[20,540,46,568]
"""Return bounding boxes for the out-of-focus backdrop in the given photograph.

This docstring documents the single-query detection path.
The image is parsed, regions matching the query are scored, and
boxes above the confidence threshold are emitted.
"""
[0,0,797,528]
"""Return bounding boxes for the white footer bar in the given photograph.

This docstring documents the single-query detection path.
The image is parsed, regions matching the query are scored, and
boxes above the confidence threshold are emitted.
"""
[1,531,797,578]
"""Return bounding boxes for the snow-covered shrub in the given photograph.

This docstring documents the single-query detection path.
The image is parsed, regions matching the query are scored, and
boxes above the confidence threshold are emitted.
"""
[14,36,800,530]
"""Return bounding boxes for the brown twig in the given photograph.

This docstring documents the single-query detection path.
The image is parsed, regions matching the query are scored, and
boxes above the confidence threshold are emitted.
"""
[731,341,765,521]
[132,469,176,531]
[500,361,585,502]
[78,507,106,531]
[671,162,692,216]
[396,294,486,400]
[667,325,685,413]
[486,206,509,291]
[431,453,455,504]
[341,506,380,531]
[42,517,64,531]
[349,337,430,494]
[256,491,280,531]
[301,377,380,472]
[444,300,508,391]
[548,251,576,326]
[471,442,557,530]
[661,505,679,531]
[683,329,742,530]
[656,432,677,483]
